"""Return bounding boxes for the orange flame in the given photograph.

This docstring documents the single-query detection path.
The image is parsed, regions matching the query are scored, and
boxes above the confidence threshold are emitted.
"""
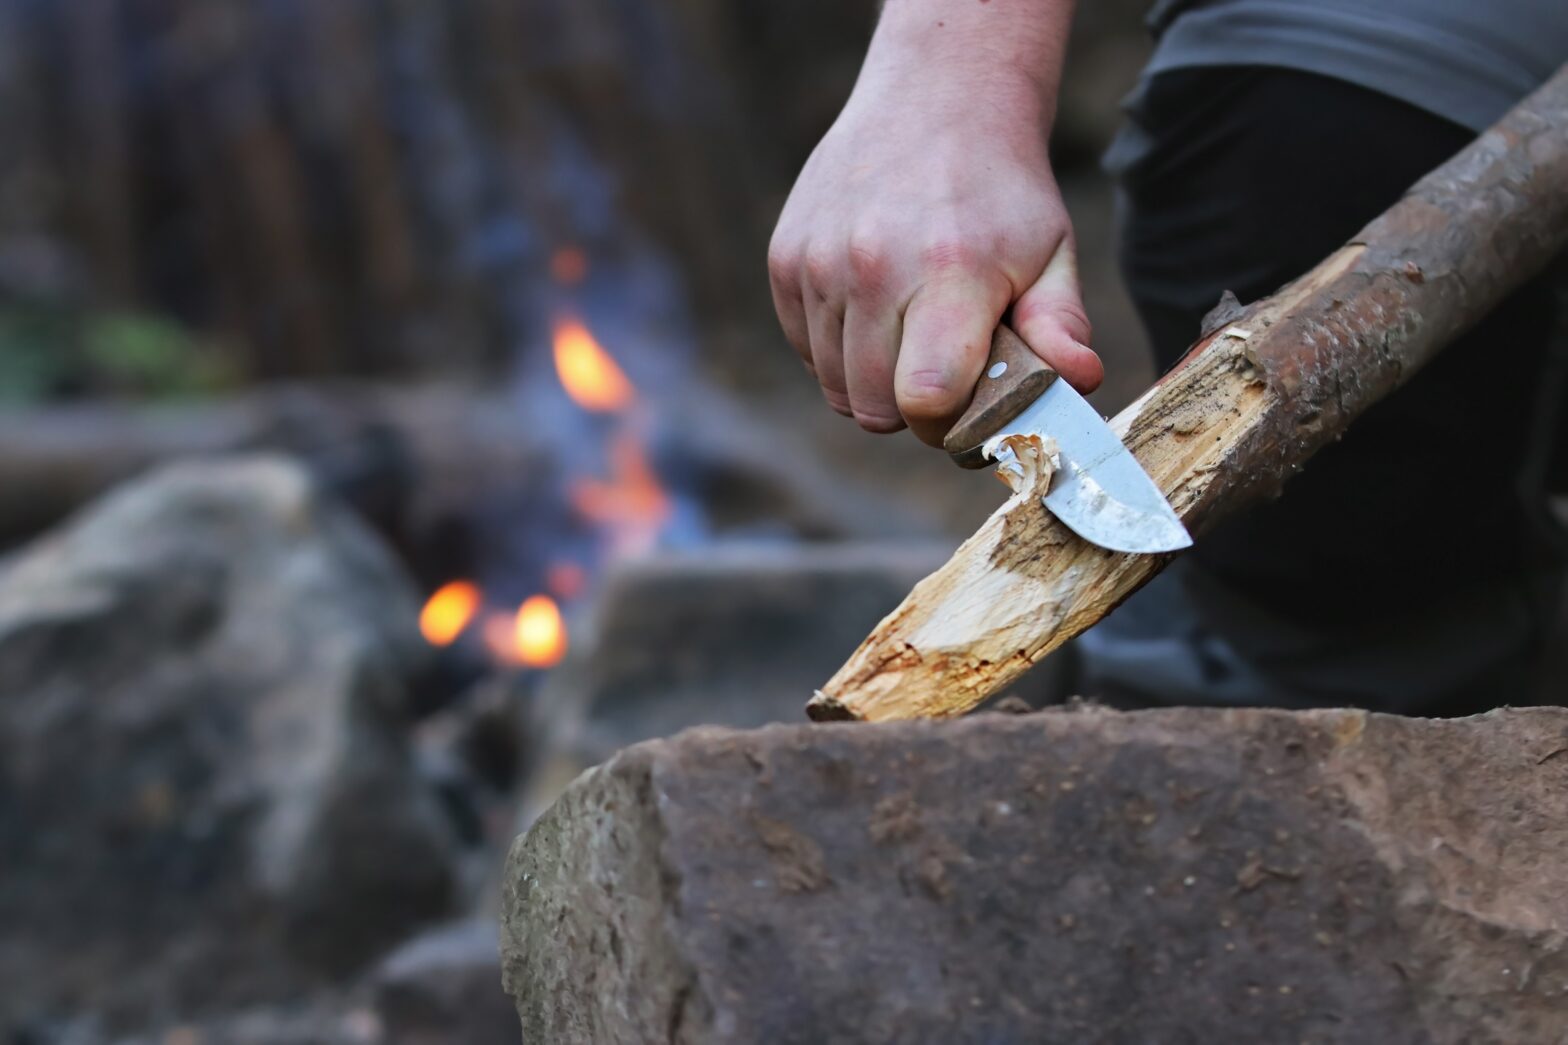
[477,596,568,669]
[554,318,634,413]
[514,595,568,667]
[481,613,518,665]
[419,580,480,646]
[547,562,587,600]
[550,246,589,287]
[571,431,672,558]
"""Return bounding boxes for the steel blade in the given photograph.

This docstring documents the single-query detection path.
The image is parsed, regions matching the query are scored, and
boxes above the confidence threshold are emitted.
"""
[995,381,1192,554]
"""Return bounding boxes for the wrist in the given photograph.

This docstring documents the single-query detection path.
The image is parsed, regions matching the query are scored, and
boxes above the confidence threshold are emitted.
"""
[862,0,1069,130]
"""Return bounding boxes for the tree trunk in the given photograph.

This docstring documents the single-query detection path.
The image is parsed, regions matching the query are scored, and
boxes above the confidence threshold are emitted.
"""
[810,64,1568,723]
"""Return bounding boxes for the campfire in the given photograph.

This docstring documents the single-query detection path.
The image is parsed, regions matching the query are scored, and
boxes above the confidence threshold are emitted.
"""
[418,306,674,670]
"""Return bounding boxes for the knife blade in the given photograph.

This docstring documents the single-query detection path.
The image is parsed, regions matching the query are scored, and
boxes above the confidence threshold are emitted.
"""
[943,325,1192,555]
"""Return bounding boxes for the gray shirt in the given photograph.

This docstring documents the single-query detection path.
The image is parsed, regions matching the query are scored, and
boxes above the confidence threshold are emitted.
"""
[1139,0,1567,132]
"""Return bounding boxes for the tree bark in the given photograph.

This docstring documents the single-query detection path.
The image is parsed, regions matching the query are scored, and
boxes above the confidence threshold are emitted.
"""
[810,64,1568,723]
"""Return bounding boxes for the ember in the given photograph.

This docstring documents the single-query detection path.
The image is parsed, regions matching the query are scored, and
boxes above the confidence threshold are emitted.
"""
[418,580,481,647]
[469,595,570,669]
[514,595,568,668]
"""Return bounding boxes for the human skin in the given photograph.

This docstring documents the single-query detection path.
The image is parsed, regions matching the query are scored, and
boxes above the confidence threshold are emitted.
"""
[768,0,1100,448]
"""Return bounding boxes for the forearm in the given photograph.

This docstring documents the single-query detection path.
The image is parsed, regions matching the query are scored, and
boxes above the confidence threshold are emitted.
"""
[862,0,1075,133]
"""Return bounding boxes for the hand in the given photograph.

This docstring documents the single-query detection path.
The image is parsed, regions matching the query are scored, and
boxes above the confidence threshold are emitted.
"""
[768,54,1101,447]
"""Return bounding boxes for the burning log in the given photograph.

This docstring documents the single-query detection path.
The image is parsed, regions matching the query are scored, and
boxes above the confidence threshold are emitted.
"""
[811,64,1568,722]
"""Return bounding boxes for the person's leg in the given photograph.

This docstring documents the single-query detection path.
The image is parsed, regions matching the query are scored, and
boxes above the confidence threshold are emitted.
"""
[1089,66,1566,716]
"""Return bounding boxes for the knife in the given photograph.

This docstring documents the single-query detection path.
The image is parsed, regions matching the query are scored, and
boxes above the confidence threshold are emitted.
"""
[942,325,1192,555]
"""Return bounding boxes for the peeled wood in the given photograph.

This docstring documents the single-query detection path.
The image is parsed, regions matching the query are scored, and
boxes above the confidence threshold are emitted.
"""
[810,64,1568,723]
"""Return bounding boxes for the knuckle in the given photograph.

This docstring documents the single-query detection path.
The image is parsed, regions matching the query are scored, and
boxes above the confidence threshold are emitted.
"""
[1059,306,1093,344]
[919,239,984,275]
[802,250,840,294]
[766,243,801,289]
[1019,298,1092,344]
[845,241,893,299]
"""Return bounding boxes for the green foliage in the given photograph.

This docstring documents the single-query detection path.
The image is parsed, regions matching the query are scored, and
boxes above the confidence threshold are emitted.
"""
[81,312,238,397]
[0,306,73,404]
[0,305,240,404]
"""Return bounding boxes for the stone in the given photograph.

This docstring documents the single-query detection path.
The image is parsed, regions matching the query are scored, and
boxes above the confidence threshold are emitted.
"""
[0,455,461,1034]
[371,920,519,1045]
[502,706,1568,1044]
[521,542,1030,820]
[101,999,379,1045]
[537,543,947,752]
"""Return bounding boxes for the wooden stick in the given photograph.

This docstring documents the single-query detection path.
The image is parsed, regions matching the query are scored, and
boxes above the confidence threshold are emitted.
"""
[810,64,1568,723]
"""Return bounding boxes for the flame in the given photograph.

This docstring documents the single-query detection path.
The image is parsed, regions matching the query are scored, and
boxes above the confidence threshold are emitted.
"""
[419,580,480,646]
[476,596,568,669]
[554,318,634,413]
[514,595,568,667]
[550,246,589,287]
[480,613,518,665]
[547,562,587,600]
[571,431,672,558]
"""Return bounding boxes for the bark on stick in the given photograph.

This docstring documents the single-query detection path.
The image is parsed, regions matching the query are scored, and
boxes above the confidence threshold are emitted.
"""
[810,64,1568,723]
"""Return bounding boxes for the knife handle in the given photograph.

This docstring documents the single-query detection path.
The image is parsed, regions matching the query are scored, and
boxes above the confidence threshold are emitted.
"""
[943,324,1059,469]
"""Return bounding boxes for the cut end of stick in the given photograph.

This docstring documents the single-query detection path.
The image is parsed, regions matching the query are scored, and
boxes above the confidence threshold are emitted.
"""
[806,689,863,722]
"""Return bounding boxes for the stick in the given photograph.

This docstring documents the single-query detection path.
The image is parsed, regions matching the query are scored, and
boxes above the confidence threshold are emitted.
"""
[810,64,1568,723]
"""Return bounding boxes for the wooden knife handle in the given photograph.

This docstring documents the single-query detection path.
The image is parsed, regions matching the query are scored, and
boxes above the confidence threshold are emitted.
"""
[943,325,1058,469]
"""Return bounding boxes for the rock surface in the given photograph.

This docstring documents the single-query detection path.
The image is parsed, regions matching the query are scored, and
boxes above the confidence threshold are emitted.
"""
[0,456,460,1034]
[518,542,1069,822]
[371,919,519,1045]
[533,543,949,759]
[502,706,1568,1044]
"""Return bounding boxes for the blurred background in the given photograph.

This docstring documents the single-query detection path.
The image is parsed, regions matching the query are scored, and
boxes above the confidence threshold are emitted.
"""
[0,1,1158,1042]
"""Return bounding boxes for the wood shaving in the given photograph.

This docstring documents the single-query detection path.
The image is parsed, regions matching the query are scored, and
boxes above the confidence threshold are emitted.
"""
[981,431,1060,495]
[1220,327,1253,340]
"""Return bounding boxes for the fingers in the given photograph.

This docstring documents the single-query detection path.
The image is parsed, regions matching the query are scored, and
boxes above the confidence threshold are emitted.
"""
[896,265,1011,447]
[1011,240,1104,394]
[771,232,1096,445]
[842,301,905,432]
[773,234,908,431]
[767,248,812,374]
[841,242,905,432]
[803,279,851,416]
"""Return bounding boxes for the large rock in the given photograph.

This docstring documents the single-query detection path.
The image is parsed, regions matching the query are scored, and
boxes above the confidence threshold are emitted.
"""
[519,542,1079,821]
[534,543,950,760]
[502,706,1568,1044]
[0,456,460,1034]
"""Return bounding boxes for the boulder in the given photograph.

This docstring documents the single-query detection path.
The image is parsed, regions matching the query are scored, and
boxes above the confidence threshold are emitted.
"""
[519,542,1067,821]
[0,455,460,1034]
[502,706,1568,1044]
[370,919,519,1045]
[534,543,950,759]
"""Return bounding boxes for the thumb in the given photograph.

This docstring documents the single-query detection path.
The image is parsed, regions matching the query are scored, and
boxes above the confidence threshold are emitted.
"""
[895,272,1011,447]
[1012,241,1103,393]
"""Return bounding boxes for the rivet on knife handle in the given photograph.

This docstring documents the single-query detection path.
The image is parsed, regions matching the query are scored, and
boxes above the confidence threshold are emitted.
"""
[944,325,1059,469]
